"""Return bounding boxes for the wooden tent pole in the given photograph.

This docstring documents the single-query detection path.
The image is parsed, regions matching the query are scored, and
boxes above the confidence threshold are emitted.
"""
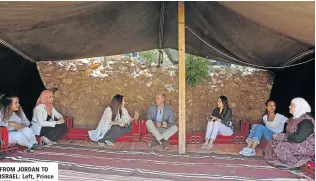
[178,1,186,154]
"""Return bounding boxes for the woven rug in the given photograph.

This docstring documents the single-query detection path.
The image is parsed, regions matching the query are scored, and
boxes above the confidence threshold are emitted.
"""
[2,144,307,181]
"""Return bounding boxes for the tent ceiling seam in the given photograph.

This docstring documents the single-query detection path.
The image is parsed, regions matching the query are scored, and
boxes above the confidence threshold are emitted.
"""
[186,26,315,69]
[279,49,315,68]
[0,37,36,63]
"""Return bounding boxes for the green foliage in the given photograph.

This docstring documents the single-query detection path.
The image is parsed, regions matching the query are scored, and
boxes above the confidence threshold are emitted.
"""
[139,50,210,87]
[185,54,210,87]
[139,50,158,67]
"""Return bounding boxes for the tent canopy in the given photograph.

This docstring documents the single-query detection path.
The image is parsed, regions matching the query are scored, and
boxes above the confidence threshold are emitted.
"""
[0,1,314,122]
[0,1,314,68]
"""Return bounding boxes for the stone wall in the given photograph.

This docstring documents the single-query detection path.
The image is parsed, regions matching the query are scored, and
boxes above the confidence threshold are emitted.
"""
[37,56,273,132]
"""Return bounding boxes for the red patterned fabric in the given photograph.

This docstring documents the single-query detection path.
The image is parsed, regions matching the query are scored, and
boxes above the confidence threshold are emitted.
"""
[1,144,304,180]
[264,114,315,168]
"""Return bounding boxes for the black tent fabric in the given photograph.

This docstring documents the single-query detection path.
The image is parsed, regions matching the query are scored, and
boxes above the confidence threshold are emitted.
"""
[0,45,45,119]
[270,58,315,118]
[0,2,314,67]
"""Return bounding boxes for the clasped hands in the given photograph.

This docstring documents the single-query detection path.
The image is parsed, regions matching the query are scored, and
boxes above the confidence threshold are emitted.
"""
[8,121,25,130]
[156,121,168,128]
[9,117,65,130]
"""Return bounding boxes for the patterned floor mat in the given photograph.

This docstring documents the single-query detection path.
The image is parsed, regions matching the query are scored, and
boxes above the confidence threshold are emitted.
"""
[1,144,308,181]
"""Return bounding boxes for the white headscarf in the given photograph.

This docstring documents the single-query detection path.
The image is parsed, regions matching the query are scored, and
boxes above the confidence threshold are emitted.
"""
[291,97,311,119]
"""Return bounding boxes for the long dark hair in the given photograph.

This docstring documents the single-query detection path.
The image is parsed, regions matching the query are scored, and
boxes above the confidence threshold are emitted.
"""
[264,99,276,116]
[109,94,123,122]
[0,94,22,121]
[219,95,229,116]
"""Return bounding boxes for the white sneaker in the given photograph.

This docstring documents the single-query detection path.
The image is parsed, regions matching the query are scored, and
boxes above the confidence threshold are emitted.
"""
[104,140,114,146]
[239,147,250,155]
[243,148,256,156]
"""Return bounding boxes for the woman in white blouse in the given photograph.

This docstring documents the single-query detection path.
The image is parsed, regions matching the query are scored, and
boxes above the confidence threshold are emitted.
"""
[89,94,139,146]
[239,99,288,156]
[31,90,68,146]
[0,94,37,151]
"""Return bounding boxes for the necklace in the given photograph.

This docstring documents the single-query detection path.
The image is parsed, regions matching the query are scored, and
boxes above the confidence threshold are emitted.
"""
[267,113,276,122]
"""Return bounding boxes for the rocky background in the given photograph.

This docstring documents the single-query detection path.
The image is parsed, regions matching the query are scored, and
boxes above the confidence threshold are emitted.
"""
[37,56,273,132]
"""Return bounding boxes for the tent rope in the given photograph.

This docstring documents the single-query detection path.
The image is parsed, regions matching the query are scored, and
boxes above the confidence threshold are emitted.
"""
[186,26,314,69]
[157,1,166,68]
[0,37,36,63]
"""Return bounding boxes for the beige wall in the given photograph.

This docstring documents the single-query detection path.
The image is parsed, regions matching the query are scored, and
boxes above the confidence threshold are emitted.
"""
[37,56,273,132]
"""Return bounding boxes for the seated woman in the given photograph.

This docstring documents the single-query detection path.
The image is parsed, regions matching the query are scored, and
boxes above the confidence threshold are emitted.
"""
[239,99,288,156]
[201,96,233,150]
[31,90,68,145]
[264,97,314,169]
[0,94,38,151]
[88,94,139,146]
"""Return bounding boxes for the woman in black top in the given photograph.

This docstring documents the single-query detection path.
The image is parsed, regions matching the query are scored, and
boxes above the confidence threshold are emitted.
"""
[201,96,233,150]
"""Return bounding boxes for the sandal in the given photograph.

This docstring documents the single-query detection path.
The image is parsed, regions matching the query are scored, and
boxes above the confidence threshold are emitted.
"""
[40,136,54,146]
[104,140,114,146]
[200,143,209,150]
[206,143,214,150]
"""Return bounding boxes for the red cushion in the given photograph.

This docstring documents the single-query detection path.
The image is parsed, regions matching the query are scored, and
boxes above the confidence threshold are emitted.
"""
[61,128,140,142]
[1,119,252,148]
[141,131,248,145]
[301,161,315,180]
[61,128,89,140]
[64,116,74,129]
[1,127,25,152]
[133,120,147,134]
[0,127,8,148]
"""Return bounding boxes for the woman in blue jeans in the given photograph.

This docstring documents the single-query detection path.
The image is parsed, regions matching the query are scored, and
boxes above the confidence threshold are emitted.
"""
[239,99,288,156]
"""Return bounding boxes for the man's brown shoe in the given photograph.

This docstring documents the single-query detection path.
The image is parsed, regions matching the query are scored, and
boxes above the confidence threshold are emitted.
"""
[161,139,169,150]
[147,139,160,148]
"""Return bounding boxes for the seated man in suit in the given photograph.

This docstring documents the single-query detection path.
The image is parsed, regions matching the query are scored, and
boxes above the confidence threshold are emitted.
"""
[146,93,178,149]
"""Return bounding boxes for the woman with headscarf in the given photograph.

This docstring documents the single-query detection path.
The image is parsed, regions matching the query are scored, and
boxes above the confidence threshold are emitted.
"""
[0,94,38,151]
[31,90,68,145]
[88,94,139,146]
[264,97,314,169]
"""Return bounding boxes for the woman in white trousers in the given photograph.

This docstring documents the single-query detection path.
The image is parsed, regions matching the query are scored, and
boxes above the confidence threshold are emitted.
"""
[0,94,38,151]
[201,96,233,150]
